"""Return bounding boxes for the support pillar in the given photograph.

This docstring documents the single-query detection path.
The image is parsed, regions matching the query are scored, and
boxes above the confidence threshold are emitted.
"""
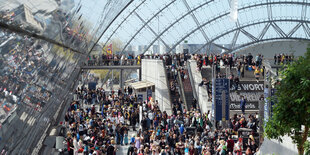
[120,69,124,92]
[139,68,142,81]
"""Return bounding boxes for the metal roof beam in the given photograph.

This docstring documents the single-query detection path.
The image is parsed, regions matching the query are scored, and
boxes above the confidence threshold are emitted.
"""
[88,0,133,55]
[231,30,240,49]
[0,21,86,55]
[288,23,302,37]
[142,0,214,54]
[166,1,310,54]
[301,0,308,20]
[267,0,273,20]
[102,0,147,48]
[134,11,170,50]
[121,0,177,54]
[302,23,310,37]
[240,28,258,41]
[232,38,310,53]
[259,23,271,40]
[193,19,310,54]
[182,0,209,42]
[271,22,288,37]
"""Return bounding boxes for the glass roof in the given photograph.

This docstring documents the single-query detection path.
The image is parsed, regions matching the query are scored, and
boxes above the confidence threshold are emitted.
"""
[101,0,310,54]
[1,0,310,54]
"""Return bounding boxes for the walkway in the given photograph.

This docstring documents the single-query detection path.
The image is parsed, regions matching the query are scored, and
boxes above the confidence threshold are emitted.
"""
[116,129,136,154]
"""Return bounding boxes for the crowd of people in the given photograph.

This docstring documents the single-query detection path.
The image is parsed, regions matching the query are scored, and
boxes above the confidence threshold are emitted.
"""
[273,53,294,65]
[0,29,55,116]
[86,52,192,67]
[64,82,260,155]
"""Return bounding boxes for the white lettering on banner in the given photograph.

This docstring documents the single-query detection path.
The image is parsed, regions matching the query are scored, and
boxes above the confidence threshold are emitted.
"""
[240,84,264,91]
[249,84,254,90]
[241,84,249,90]
[230,103,257,109]
[230,92,263,102]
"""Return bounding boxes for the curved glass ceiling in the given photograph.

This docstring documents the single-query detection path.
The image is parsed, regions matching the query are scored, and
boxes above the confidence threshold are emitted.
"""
[101,0,310,54]
[1,0,310,54]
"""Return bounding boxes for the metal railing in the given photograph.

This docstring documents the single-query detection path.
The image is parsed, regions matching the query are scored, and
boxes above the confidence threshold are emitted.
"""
[177,69,188,111]
[86,59,139,66]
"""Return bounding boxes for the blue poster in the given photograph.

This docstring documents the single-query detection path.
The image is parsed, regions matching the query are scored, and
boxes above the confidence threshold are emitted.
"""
[270,88,276,117]
[138,94,143,102]
[264,88,277,125]
[88,82,97,90]
[212,78,230,121]
[264,88,269,126]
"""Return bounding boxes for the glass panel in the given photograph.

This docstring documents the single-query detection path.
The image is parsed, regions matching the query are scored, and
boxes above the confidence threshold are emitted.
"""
[0,28,85,153]
[0,0,131,53]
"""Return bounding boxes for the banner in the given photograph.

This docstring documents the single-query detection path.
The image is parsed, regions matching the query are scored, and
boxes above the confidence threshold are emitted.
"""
[212,78,230,121]
[106,44,112,55]
[147,89,152,102]
[138,94,143,102]
[230,81,264,110]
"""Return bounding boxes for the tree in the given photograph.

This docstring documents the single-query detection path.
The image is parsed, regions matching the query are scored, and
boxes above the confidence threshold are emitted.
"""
[265,48,310,155]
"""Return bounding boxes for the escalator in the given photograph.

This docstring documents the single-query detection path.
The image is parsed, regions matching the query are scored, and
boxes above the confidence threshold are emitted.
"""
[166,66,183,115]
[179,69,195,110]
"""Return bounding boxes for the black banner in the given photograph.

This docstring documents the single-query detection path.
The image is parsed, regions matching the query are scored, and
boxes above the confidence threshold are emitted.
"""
[230,81,264,110]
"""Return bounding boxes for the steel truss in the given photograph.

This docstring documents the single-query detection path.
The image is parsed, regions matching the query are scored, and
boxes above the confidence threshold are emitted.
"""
[165,1,310,54]
[142,0,215,54]
[102,0,147,48]
[121,0,178,53]
[193,19,310,54]
[231,37,310,54]
[102,1,310,55]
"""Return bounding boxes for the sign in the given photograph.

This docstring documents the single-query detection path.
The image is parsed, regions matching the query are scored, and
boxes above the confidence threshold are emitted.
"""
[106,44,112,55]
[138,94,143,102]
[88,82,97,90]
[270,88,276,117]
[230,81,264,110]
[264,88,270,126]
[264,88,277,125]
[147,89,152,102]
[212,78,230,121]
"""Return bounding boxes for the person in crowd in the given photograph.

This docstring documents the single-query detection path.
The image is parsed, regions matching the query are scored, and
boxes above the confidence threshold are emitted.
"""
[64,84,260,155]
[240,96,246,114]
[254,68,260,82]
[59,51,274,155]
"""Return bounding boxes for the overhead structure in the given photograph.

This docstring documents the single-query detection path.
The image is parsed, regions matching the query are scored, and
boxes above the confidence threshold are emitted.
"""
[101,0,310,54]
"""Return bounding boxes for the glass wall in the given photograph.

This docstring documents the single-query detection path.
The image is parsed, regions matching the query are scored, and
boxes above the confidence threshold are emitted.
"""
[0,28,85,153]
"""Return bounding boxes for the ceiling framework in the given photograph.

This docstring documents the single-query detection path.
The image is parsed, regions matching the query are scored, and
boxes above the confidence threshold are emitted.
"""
[166,1,310,54]
[193,19,310,54]
[102,0,310,55]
